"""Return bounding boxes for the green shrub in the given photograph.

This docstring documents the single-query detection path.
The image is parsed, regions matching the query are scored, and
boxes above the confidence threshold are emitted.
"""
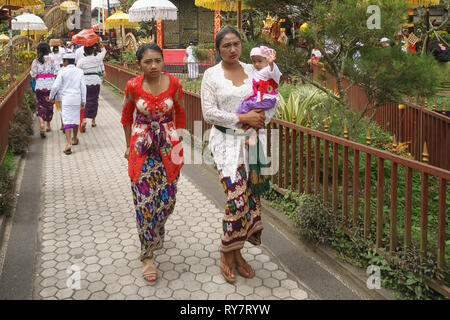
[264,187,447,299]
[293,194,340,245]
[0,162,14,216]
[8,99,34,156]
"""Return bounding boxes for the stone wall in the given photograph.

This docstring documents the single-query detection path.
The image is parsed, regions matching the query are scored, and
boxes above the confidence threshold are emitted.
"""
[163,0,214,48]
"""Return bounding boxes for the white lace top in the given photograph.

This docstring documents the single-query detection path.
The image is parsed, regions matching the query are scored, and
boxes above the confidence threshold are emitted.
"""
[201,61,277,182]
[76,48,106,86]
[30,55,58,91]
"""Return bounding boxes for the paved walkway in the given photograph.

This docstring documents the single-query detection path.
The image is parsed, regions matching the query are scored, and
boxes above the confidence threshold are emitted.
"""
[29,87,314,300]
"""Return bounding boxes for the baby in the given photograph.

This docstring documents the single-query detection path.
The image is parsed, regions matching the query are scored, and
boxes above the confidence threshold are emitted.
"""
[236,44,282,145]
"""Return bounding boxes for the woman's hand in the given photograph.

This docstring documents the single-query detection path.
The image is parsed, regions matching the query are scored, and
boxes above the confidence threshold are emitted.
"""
[124,147,130,160]
[238,109,266,129]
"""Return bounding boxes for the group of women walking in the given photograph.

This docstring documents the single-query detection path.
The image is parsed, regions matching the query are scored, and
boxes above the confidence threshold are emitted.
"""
[30,40,105,150]
[122,27,275,284]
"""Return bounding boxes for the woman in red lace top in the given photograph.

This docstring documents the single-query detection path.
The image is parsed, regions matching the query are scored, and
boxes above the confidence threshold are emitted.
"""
[121,42,185,283]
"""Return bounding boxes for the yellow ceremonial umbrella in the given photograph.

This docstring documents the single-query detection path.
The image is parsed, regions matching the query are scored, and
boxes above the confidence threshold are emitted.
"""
[0,0,45,82]
[105,11,138,63]
[60,0,79,11]
[0,0,44,10]
[194,0,251,11]
[405,0,440,7]
[195,0,251,30]
[104,11,138,29]
[0,34,10,42]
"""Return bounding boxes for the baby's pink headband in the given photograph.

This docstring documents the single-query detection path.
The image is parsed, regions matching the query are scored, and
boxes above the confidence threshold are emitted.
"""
[250,46,273,58]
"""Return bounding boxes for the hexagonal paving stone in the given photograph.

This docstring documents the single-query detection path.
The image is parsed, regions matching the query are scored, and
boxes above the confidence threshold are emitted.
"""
[190,264,206,274]
[118,275,135,286]
[263,278,280,289]
[227,293,244,300]
[55,288,74,300]
[137,286,156,298]
[72,289,91,300]
[104,283,122,295]
[273,287,290,299]
[281,279,299,290]
[122,284,139,296]
[254,286,272,298]
[290,288,308,300]
[190,291,208,300]
[271,270,288,281]
[90,291,109,300]
[155,287,173,299]
[173,289,191,300]
[40,286,58,298]
[87,281,106,293]
[236,284,254,296]
[195,273,212,284]
[202,282,218,294]
[163,270,180,281]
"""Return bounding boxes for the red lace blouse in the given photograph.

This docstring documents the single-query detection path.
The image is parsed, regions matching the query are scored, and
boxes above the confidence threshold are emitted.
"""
[121,72,186,183]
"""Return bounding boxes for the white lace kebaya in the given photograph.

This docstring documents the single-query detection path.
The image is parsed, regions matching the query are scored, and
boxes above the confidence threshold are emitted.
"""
[30,55,58,91]
[201,61,277,183]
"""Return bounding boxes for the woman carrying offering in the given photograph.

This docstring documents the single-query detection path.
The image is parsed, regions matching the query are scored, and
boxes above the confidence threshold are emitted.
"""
[201,27,277,283]
[121,43,185,283]
[77,43,107,129]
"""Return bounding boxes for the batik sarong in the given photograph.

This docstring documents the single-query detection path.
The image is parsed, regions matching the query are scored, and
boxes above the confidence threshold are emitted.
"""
[131,154,179,261]
[84,84,101,119]
[219,164,263,253]
[35,89,53,122]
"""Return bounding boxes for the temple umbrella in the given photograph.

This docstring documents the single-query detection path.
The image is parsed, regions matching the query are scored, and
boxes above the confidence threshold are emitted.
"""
[194,0,251,30]
[129,0,178,22]
[0,0,45,81]
[59,0,78,11]
[405,0,440,7]
[91,0,121,9]
[12,12,47,63]
[129,0,178,47]
[105,11,138,62]
[0,34,9,42]
[91,0,121,35]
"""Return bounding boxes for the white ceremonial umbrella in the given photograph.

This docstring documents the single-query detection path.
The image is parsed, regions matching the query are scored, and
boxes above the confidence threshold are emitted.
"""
[91,0,121,10]
[129,0,178,22]
[12,12,47,56]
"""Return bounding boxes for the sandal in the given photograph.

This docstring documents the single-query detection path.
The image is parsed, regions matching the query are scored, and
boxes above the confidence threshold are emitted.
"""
[40,131,46,138]
[235,251,254,279]
[72,138,79,145]
[142,257,157,283]
[63,147,72,155]
[236,261,255,279]
[220,252,236,283]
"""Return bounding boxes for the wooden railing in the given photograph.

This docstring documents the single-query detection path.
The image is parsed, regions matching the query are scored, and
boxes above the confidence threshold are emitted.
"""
[312,65,450,170]
[104,62,449,298]
[0,68,31,161]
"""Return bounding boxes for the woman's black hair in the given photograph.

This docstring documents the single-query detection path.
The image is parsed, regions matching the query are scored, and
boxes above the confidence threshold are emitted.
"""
[215,26,241,51]
[37,42,50,64]
[253,42,272,50]
[136,42,163,62]
[63,58,76,65]
[84,45,95,56]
